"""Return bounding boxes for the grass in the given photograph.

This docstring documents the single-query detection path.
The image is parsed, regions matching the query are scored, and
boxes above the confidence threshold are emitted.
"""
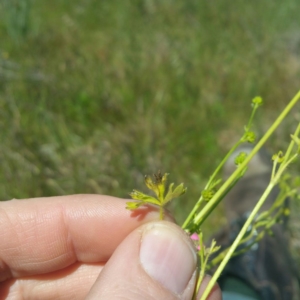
[0,0,300,255]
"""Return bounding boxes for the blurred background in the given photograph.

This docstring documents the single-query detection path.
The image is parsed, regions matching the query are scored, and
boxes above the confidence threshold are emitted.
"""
[0,0,300,259]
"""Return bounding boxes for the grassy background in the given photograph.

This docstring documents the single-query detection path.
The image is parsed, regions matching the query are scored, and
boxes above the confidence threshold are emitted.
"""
[1,0,300,254]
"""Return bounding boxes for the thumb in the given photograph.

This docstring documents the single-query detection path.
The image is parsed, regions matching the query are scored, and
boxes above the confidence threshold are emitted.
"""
[86,221,221,300]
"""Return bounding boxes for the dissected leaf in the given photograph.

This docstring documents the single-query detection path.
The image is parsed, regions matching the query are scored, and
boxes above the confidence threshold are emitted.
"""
[210,245,221,254]
[129,190,160,205]
[157,172,168,200]
[144,175,159,197]
[164,182,187,204]
[126,201,144,210]
[128,172,186,219]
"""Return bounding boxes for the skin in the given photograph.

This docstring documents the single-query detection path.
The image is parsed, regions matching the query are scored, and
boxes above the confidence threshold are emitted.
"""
[0,194,221,300]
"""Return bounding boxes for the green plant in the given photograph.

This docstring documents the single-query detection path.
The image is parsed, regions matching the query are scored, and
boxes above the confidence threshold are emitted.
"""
[126,172,187,220]
[128,91,300,299]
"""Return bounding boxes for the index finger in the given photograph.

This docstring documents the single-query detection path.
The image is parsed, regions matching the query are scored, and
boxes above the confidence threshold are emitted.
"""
[0,194,163,281]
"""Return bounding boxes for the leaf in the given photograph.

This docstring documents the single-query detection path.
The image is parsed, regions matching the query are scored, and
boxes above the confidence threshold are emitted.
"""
[125,201,144,210]
[129,190,160,205]
[210,245,221,254]
[157,172,168,200]
[164,182,187,204]
[144,175,159,197]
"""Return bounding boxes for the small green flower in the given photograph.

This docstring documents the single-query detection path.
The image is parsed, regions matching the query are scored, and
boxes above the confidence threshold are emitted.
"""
[252,96,263,107]
[243,131,256,143]
[201,189,215,202]
[234,151,248,165]
[272,151,285,163]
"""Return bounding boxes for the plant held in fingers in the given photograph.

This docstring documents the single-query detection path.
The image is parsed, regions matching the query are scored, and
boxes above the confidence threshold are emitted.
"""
[128,91,300,299]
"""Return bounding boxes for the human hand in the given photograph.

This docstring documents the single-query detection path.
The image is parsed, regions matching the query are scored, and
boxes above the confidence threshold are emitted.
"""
[0,195,221,299]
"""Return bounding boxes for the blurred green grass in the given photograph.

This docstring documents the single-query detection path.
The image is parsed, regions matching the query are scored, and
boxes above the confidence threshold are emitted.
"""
[0,0,300,247]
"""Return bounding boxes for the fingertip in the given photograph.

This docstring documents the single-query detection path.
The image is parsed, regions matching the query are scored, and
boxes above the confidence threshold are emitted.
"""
[86,221,198,299]
[140,222,197,295]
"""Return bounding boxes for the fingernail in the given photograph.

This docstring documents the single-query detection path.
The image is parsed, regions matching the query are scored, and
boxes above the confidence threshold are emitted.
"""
[140,223,197,295]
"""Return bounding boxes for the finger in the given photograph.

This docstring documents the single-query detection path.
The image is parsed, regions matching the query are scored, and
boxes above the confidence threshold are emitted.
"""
[0,251,221,300]
[0,263,102,300]
[0,195,167,280]
[86,221,221,300]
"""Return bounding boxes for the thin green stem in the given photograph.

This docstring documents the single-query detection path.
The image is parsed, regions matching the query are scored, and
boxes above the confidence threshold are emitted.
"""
[200,116,300,300]
[205,141,243,189]
[207,203,284,270]
[275,153,298,184]
[271,159,277,180]
[183,98,267,230]
[182,140,243,229]
[200,182,275,300]
[282,122,300,166]
[196,234,205,295]
[181,197,204,229]
[194,91,300,227]
[245,106,258,131]
[159,206,164,220]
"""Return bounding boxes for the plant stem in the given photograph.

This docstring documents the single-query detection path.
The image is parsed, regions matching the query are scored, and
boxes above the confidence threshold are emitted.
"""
[183,96,268,230]
[200,181,275,300]
[200,116,300,300]
[159,206,164,220]
[282,122,300,166]
[182,140,243,229]
[245,105,258,131]
[193,90,300,227]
